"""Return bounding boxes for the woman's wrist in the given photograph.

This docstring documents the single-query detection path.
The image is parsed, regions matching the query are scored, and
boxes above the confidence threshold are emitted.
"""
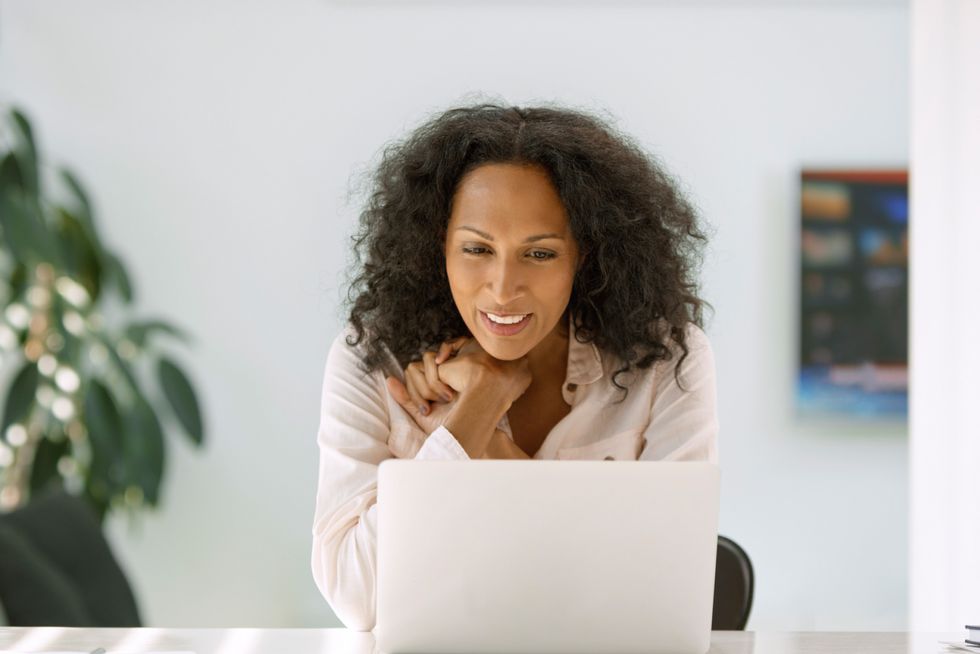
[485,430,530,460]
[466,365,521,407]
[443,381,513,458]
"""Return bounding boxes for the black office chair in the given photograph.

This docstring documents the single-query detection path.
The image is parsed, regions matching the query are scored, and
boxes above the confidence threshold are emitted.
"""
[712,535,754,630]
[0,487,142,627]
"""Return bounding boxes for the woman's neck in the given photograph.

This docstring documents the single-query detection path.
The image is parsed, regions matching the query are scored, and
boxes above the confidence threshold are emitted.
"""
[525,314,570,387]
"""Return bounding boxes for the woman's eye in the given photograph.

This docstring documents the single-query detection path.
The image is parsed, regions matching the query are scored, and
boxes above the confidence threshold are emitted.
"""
[462,245,558,261]
[530,251,557,261]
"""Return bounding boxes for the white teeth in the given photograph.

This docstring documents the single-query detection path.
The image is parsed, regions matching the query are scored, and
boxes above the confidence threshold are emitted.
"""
[486,312,528,325]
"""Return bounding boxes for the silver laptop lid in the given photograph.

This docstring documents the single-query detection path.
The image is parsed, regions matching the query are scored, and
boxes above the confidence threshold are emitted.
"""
[376,460,720,654]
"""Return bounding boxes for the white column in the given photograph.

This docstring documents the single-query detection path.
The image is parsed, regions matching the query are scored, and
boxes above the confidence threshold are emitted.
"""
[909,0,980,632]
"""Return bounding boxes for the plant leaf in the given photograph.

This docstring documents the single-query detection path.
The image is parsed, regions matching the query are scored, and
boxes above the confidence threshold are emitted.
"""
[126,319,189,348]
[60,171,119,298]
[104,251,134,303]
[0,153,25,194]
[1,360,38,434]
[0,190,39,264]
[7,263,28,299]
[89,335,165,504]
[94,332,140,392]
[0,188,61,266]
[61,170,95,233]
[84,379,126,495]
[122,398,166,506]
[10,108,39,198]
[29,436,68,495]
[157,358,204,446]
[55,207,103,301]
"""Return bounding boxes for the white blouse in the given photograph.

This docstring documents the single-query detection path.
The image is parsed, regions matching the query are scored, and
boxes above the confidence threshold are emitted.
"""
[311,315,719,630]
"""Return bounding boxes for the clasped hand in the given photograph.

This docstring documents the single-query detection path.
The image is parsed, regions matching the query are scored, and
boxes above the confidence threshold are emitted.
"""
[384,336,532,458]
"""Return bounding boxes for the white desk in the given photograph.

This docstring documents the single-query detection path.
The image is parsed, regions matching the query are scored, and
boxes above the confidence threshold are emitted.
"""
[0,629,966,654]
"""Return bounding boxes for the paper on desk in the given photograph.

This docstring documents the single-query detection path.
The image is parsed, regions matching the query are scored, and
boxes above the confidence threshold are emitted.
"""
[0,651,195,654]
[940,641,980,654]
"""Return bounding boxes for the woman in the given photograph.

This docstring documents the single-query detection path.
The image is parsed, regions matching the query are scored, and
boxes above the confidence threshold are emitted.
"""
[311,103,718,630]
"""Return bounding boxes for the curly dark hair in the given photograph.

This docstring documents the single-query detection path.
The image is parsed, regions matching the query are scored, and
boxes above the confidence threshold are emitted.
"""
[342,102,711,401]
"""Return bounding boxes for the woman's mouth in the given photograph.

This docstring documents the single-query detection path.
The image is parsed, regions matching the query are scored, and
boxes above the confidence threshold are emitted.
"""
[480,311,532,336]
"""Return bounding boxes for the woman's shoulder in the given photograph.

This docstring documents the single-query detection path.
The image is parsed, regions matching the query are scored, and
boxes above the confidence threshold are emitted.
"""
[648,318,712,356]
[320,325,390,404]
[600,319,712,366]
[326,323,402,381]
[654,321,716,387]
[678,321,712,355]
[601,320,712,384]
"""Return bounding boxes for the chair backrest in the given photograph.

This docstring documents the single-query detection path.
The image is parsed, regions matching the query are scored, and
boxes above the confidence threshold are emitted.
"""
[712,535,754,630]
[0,487,141,627]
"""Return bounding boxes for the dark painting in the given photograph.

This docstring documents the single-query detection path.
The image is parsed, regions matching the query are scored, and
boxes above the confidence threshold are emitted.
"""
[798,170,908,419]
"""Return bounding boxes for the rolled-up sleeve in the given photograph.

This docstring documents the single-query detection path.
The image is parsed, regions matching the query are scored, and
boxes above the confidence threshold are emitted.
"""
[639,324,719,463]
[311,329,471,630]
[415,425,470,460]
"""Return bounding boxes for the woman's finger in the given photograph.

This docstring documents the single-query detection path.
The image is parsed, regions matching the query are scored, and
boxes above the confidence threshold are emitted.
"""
[386,376,426,424]
[405,362,441,401]
[385,376,411,408]
[435,342,454,365]
[435,337,469,364]
[404,365,432,415]
[423,351,455,401]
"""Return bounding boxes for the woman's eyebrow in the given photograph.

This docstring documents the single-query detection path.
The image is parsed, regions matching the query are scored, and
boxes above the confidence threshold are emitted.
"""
[455,226,565,242]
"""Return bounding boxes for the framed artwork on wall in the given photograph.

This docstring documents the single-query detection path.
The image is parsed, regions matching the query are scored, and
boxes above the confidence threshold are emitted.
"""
[797,170,908,419]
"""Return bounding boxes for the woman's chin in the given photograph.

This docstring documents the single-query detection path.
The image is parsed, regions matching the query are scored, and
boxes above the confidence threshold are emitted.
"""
[475,336,531,361]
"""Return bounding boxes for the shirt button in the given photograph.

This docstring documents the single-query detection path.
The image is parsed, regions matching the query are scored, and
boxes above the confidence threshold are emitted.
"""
[604,456,615,461]
[566,383,577,392]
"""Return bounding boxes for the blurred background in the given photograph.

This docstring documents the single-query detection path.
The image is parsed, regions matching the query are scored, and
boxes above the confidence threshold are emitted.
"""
[0,0,974,634]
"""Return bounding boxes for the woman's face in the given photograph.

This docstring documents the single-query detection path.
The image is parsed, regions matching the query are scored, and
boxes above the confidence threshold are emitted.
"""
[445,163,580,361]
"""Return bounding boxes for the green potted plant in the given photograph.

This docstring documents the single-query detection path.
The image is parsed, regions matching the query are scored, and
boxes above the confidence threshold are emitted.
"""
[0,106,205,521]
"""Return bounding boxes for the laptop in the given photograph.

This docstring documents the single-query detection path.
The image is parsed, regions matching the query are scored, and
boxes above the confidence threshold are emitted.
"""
[375,460,720,654]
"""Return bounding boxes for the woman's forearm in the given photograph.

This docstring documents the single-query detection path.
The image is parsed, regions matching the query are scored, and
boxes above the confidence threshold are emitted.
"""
[442,379,513,458]
[484,429,530,459]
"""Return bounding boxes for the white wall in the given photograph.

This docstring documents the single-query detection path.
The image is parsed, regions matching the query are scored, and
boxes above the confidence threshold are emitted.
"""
[0,0,908,629]
[909,0,980,632]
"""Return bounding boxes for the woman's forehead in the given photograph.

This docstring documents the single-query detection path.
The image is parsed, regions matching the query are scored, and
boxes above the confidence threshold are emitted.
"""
[449,163,569,237]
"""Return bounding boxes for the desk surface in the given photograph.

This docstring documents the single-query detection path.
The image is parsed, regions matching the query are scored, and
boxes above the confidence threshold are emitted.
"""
[0,629,966,654]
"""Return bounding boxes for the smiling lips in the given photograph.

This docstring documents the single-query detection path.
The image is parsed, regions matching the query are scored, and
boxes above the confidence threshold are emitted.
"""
[480,311,532,336]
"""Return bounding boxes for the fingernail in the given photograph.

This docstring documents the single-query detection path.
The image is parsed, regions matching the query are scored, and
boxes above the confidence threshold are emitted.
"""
[420,405,429,415]
[441,392,452,402]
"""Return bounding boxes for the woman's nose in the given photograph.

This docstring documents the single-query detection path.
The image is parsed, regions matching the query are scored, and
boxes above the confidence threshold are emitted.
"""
[486,260,525,303]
